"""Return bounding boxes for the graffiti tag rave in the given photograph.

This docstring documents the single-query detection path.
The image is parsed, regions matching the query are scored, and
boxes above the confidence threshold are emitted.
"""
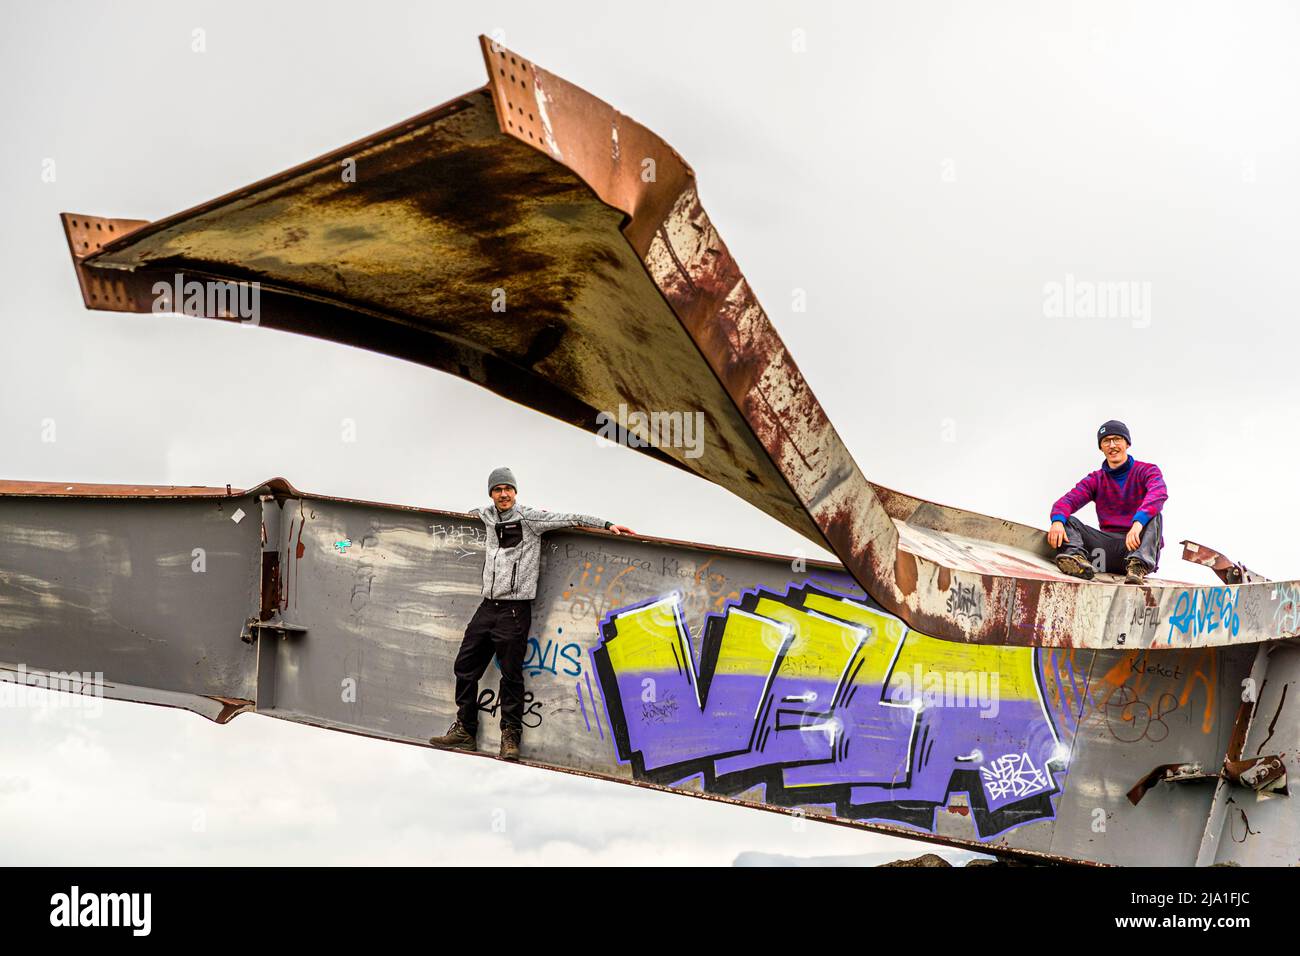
[590,584,1066,840]
[1166,587,1240,642]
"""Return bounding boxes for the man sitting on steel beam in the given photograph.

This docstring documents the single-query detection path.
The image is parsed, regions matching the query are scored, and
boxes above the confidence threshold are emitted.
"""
[429,467,633,761]
[1047,420,1168,585]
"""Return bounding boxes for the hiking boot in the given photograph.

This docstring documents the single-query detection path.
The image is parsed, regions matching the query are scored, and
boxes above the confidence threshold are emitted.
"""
[429,720,477,751]
[1125,558,1149,585]
[1055,553,1095,580]
[500,726,521,762]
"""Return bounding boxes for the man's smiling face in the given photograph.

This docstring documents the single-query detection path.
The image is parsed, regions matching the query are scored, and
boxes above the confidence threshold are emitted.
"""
[490,483,516,511]
[1100,435,1129,467]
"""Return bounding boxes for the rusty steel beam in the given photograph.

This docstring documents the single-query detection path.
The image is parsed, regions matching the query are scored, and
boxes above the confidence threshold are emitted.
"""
[5,476,1284,866]
[1180,539,1269,586]
[53,36,1300,653]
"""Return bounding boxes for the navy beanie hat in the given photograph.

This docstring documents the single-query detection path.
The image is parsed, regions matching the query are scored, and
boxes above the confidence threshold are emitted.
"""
[1097,420,1131,447]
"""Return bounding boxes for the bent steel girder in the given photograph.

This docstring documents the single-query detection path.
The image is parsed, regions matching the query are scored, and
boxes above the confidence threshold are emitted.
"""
[56,37,1298,651]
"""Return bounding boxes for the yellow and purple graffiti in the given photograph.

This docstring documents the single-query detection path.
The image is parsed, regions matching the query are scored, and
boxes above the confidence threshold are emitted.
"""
[589,584,1068,839]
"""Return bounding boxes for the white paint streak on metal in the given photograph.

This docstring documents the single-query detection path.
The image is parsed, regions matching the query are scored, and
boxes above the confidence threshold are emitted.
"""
[532,77,562,160]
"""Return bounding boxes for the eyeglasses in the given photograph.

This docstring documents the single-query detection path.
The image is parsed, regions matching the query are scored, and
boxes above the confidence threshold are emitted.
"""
[490,486,515,494]
[1100,438,1126,448]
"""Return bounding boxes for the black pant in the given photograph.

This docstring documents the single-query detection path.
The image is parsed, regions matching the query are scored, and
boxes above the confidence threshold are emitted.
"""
[1057,513,1163,574]
[454,598,531,733]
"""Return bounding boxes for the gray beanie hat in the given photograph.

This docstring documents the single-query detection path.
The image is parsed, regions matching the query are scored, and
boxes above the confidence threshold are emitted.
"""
[488,466,517,493]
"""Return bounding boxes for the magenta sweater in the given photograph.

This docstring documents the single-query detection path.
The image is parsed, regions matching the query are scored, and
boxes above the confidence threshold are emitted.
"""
[1051,456,1168,537]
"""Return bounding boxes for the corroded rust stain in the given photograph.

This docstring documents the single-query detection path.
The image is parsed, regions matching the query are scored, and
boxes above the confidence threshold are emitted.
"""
[896,550,918,597]
[0,480,236,498]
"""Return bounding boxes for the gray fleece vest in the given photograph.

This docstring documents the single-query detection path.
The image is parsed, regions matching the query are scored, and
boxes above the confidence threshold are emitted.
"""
[472,503,607,600]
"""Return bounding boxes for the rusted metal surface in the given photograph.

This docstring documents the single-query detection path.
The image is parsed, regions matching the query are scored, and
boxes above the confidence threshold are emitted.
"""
[1181,539,1269,585]
[1127,763,1214,806]
[1192,641,1294,864]
[1127,706,1289,804]
[0,479,239,498]
[207,697,256,724]
[1217,654,1287,794]
[52,38,1300,654]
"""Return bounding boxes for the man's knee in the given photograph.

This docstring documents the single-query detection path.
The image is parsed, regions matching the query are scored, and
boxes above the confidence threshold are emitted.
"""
[495,643,526,682]
[453,657,486,684]
[453,638,491,680]
[1054,516,1087,553]
[497,662,525,708]
[1059,515,1090,540]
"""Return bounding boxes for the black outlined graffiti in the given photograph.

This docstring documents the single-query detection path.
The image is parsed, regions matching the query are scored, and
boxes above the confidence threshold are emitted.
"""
[1103,685,1177,743]
[591,583,1065,841]
[945,581,983,624]
[477,688,544,729]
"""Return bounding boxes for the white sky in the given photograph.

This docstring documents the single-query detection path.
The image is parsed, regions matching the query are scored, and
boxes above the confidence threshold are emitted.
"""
[2,0,1298,864]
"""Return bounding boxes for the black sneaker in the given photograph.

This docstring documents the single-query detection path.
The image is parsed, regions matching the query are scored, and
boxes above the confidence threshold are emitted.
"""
[1125,558,1149,585]
[1055,553,1095,580]
[429,720,477,751]
[500,725,521,762]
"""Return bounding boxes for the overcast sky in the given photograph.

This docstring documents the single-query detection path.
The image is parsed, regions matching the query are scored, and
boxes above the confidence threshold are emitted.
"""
[3,0,1298,864]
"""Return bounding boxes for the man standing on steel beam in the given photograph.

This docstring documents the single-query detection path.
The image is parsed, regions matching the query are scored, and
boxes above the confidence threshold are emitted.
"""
[429,467,634,761]
[1047,420,1168,585]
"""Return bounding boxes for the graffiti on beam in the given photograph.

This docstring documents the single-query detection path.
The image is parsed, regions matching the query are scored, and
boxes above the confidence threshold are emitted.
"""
[477,688,544,729]
[560,543,740,624]
[1092,648,1217,736]
[1129,606,1160,629]
[980,753,1050,805]
[1166,587,1240,643]
[1102,685,1178,743]
[429,523,486,561]
[1273,582,1300,634]
[588,584,1067,840]
[524,637,583,678]
[945,581,983,625]
[491,637,584,678]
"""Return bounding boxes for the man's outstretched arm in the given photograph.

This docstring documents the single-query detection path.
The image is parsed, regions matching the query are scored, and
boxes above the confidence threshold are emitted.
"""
[518,504,634,535]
